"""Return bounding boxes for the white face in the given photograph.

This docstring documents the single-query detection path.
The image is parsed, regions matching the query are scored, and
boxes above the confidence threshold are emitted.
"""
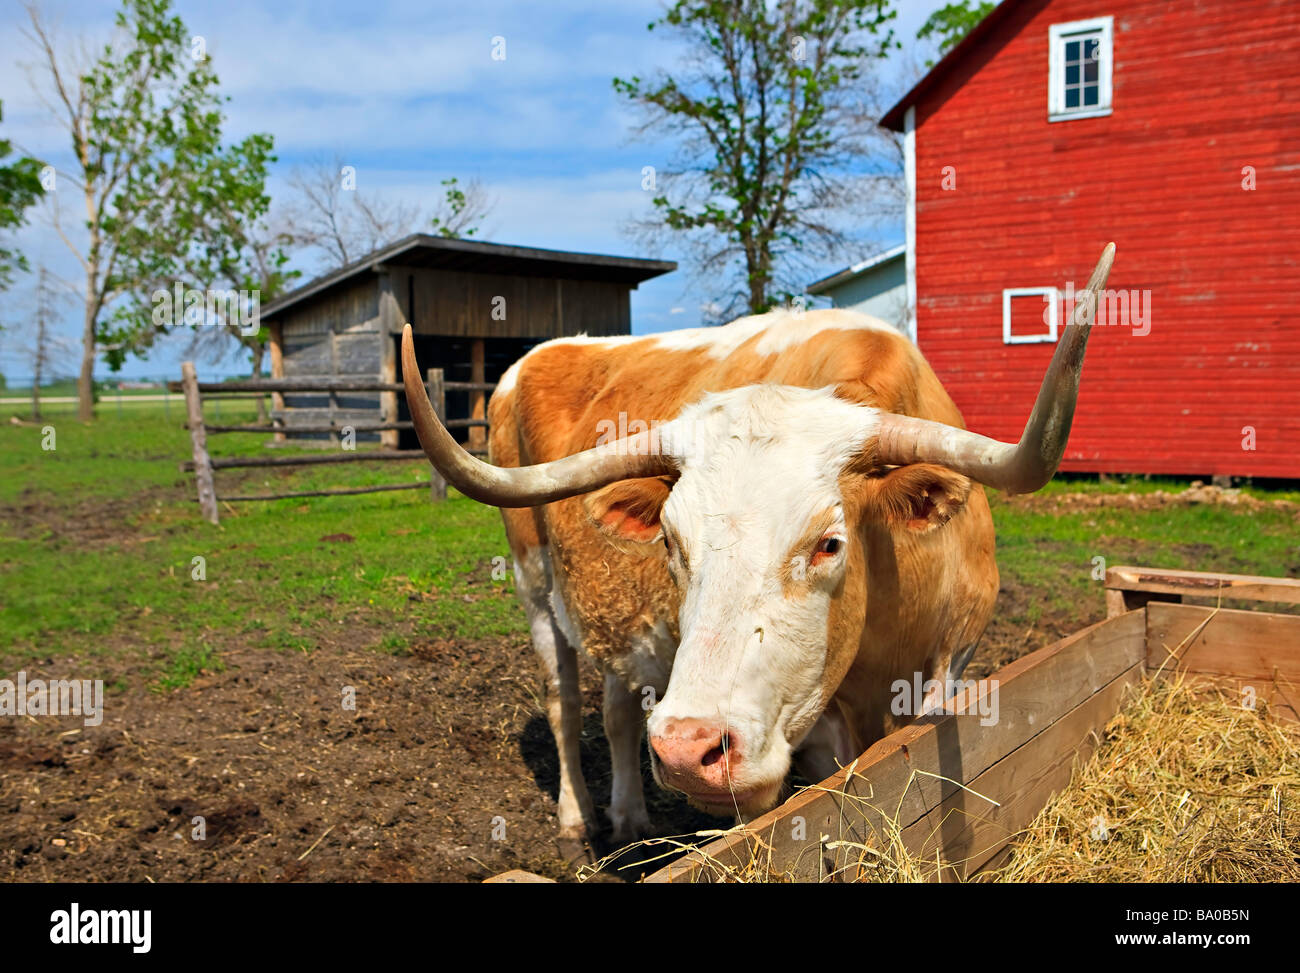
[644,386,880,816]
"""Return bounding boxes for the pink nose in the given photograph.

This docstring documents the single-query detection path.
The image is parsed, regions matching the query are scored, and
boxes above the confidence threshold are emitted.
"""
[650,718,742,798]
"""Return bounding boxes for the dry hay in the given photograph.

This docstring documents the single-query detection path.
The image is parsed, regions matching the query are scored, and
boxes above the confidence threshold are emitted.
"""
[590,671,1298,883]
[987,672,1300,883]
[583,763,1004,883]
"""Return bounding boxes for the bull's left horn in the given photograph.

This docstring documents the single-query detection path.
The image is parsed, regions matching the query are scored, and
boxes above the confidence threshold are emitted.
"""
[401,325,676,507]
[874,243,1115,494]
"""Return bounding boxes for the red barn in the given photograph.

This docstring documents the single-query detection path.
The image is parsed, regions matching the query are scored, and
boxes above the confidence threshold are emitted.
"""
[875,0,1300,479]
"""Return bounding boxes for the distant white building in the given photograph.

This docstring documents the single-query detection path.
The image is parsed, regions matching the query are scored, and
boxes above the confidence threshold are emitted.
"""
[806,244,908,336]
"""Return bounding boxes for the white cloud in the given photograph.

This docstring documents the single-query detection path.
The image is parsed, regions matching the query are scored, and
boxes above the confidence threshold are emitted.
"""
[0,0,960,378]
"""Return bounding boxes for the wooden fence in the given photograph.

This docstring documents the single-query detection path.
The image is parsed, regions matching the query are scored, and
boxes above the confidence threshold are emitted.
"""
[171,361,494,524]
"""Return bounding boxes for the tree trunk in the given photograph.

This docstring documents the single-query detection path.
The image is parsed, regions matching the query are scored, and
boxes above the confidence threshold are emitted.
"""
[747,262,769,314]
[80,185,101,422]
[77,291,97,422]
[250,342,267,423]
[32,323,43,422]
[33,269,46,421]
[744,236,770,314]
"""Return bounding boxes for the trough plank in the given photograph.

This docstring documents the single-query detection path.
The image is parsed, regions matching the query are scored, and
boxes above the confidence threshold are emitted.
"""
[894,662,1142,882]
[483,870,556,884]
[1108,565,1300,607]
[645,610,1145,883]
[1146,602,1300,721]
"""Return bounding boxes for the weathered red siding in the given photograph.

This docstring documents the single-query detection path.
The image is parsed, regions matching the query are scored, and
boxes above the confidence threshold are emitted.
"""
[912,0,1300,477]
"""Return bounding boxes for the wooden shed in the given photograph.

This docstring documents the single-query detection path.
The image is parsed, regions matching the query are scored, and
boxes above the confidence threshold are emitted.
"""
[261,234,676,448]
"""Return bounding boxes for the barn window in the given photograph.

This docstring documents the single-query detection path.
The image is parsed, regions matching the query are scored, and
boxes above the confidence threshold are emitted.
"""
[1048,16,1113,122]
[1003,288,1059,345]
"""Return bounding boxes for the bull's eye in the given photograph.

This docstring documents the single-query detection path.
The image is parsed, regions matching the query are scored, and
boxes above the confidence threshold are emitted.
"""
[811,535,844,566]
[663,533,681,571]
[662,529,688,574]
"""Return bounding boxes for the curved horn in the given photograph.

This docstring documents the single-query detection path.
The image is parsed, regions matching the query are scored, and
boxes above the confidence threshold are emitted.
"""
[875,243,1115,494]
[401,325,675,507]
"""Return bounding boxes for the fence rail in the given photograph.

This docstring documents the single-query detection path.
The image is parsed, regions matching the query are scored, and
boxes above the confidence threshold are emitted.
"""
[177,362,493,524]
[199,417,487,434]
[167,378,497,394]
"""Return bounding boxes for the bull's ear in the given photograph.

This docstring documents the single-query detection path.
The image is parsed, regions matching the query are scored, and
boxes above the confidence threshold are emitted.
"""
[584,477,673,550]
[866,464,972,532]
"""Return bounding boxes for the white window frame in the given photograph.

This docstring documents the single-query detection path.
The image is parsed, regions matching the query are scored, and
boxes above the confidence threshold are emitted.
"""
[1048,16,1113,122]
[1003,287,1059,345]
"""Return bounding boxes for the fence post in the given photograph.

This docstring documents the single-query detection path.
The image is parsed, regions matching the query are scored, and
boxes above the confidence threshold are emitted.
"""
[426,367,447,501]
[182,361,220,525]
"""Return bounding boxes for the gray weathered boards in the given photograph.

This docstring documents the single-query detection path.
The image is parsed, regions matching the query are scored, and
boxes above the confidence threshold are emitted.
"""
[261,234,675,448]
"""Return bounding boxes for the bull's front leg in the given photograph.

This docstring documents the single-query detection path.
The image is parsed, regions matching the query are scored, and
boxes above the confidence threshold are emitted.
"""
[603,671,652,844]
[539,629,597,860]
[513,549,597,859]
[518,581,597,859]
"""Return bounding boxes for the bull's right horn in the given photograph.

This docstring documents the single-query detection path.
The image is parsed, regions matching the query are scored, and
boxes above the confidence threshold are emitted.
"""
[873,242,1116,494]
[402,325,676,507]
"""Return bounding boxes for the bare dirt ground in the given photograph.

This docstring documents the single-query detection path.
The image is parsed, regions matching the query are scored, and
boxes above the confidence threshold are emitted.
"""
[11,485,1283,883]
[1002,481,1300,518]
[0,631,731,883]
[0,612,1069,884]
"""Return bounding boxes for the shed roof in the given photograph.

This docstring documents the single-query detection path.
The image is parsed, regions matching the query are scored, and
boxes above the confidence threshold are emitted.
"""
[806,244,905,295]
[260,233,677,321]
[880,0,1024,131]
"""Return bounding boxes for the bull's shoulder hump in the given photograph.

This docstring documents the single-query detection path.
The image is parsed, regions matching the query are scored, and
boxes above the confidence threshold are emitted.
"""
[647,308,903,360]
[498,310,904,391]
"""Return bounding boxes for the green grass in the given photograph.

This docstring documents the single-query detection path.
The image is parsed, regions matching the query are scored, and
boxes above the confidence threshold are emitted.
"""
[1,405,1296,688]
[986,485,1300,632]
[154,642,227,692]
[0,404,525,685]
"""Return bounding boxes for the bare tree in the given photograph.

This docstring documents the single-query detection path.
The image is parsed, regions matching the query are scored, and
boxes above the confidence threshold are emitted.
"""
[822,44,925,263]
[180,225,287,420]
[860,65,910,227]
[283,157,495,272]
[283,156,422,268]
[23,263,75,419]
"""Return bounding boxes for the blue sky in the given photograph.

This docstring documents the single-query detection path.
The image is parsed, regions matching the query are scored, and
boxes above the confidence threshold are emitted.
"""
[1,0,953,382]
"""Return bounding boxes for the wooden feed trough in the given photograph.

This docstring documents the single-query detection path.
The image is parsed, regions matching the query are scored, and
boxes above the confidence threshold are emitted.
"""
[641,565,1300,883]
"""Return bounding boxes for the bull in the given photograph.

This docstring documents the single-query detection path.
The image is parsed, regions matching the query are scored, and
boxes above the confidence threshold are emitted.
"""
[401,245,1115,851]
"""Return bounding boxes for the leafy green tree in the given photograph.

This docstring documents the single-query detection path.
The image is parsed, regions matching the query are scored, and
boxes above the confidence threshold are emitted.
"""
[24,0,278,421]
[429,177,490,239]
[181,141,298,420]
[0,99,45,292]
[917,1,995,65]
[615,0,897,318]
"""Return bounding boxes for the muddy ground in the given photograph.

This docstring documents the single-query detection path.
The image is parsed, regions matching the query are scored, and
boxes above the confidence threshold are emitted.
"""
[4,485,1283,883]
[0,632,721,882]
